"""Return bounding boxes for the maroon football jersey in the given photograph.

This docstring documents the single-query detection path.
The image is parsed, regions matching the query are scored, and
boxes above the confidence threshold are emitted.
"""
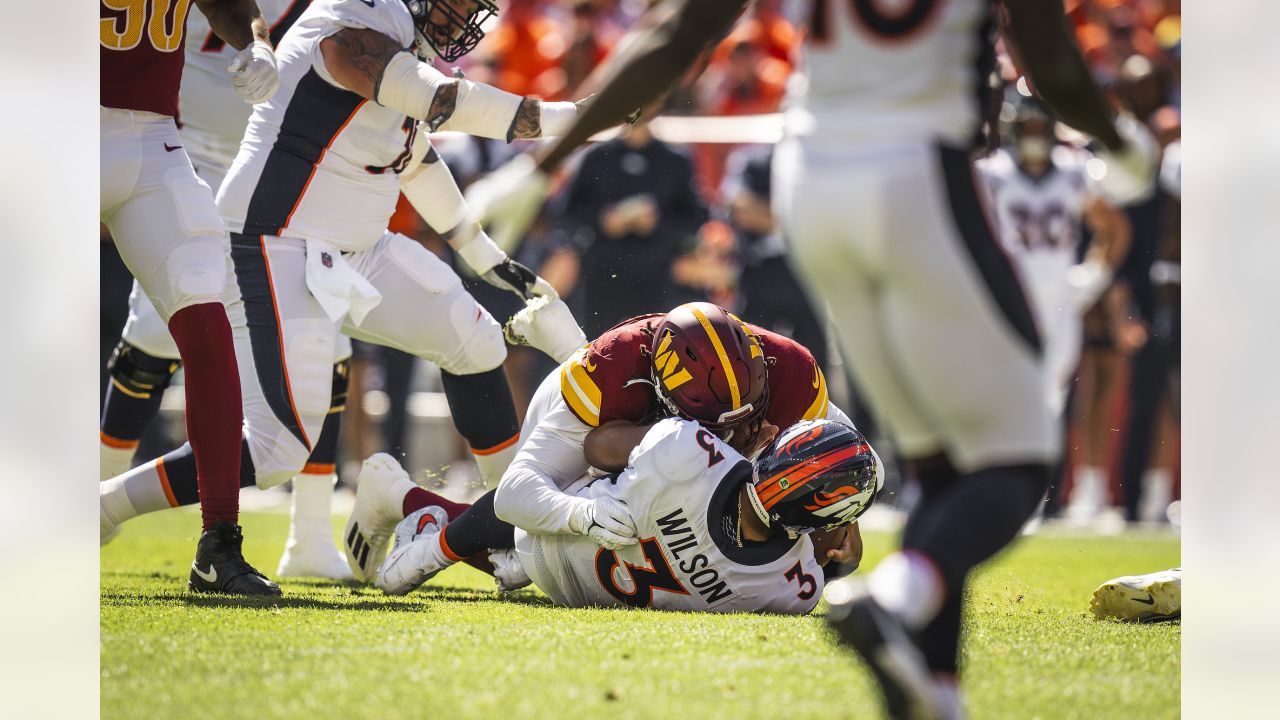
[559,314,830,429]
[101,0,193,117]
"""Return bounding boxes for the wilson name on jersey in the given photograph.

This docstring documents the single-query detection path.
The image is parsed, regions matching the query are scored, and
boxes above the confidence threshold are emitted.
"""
[534,419,825,614]
[217,0,420,251]
[791,0,993,147]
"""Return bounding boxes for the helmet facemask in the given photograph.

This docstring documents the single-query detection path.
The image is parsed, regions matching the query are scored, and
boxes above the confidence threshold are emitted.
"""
[402,0,497,63]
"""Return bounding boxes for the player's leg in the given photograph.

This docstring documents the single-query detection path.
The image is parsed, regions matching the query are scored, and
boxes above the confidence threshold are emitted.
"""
[99,113,267,592]
[277,338,354,580]
[100,283,182,480]
[863,144,1055,676]
[343,232,521,490]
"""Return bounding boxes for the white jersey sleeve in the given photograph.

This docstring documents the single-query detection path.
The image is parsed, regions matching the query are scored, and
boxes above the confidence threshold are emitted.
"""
[310,0,414,87]
[519,419,827,615]
[493,367,594,536]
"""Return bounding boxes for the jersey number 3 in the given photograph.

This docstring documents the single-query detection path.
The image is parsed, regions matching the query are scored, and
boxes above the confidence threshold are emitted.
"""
[101,0,192,53]
[595,538,689,608]
[785,561,817,601]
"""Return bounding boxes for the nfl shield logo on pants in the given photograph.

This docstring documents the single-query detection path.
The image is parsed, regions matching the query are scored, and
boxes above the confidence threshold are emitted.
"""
[321,252,333,268]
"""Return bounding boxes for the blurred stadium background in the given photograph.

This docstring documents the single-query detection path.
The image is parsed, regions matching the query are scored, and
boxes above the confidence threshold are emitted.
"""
[99,0,1183,534]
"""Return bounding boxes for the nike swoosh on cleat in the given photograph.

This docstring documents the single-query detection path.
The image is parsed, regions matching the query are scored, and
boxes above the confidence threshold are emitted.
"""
[192,562,218,583]
[164,143,183,152]
[1132,593,1155,605]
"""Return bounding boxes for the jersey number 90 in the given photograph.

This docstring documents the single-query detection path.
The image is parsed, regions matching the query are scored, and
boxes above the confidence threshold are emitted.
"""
[101,0,192,53]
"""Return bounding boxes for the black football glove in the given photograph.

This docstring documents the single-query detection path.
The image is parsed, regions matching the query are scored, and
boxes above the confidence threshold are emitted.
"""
[481,258,555,300]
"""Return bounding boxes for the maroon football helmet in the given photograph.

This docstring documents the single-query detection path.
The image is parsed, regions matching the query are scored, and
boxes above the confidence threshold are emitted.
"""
[649,303,769,430]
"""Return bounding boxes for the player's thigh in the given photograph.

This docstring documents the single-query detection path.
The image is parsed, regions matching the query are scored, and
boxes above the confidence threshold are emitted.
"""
[120,281,180,359]
[344,232,507,375]
[227,233,338,487]
[779,142,942,458]
[100,109,142,217]
[882,144,1058,471]
[105,121,228,320]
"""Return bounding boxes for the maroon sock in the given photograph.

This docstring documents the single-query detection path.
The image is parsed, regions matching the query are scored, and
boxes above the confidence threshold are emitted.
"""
[402,487,471,519]
[167,303,243,530]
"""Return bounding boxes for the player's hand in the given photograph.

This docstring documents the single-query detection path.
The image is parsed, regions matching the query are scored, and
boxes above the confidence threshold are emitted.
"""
[482,258,557,301]
[227,40,279,105]
[568,497,638,550]
[1091,112,1158,205]
[464,154,551,250]
[504,295,588,363]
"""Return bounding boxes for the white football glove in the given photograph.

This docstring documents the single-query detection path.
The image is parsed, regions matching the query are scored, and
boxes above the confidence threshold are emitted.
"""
[1090,112,1158,205]
[489,548,532,592]
[504,295,588,363]
[226,40,279,105]
[568,496,637,550]
[464,153,551,252]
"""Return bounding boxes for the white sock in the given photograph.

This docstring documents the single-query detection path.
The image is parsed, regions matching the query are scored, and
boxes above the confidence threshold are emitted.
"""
[1138,468,1173,522]
[100,441,136,482]
[868,551,946,631]
[1069,465,1105,511]
[292,472,335,522]
[473,440,519,490]
[101,459,175,526]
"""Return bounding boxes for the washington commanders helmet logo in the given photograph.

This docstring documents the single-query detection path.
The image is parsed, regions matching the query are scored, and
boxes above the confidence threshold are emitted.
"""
[653,331,692,391]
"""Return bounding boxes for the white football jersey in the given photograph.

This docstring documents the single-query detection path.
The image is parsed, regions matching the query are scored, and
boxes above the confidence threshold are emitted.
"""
[218,0,420,251]
[789,0,991,147]
[516,419,826,615]
[181,1,310,184]
[975,146,1095,319]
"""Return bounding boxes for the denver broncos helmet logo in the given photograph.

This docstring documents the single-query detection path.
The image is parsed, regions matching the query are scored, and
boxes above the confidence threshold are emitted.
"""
[780,426,824,458]
[804,485,859,510]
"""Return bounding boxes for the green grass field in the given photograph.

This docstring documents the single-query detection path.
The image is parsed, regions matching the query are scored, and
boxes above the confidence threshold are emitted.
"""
[101,509,1180,720]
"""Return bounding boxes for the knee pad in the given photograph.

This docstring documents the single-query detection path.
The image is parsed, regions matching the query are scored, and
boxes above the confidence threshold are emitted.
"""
[107,342,181,398]
[443,311,508,375]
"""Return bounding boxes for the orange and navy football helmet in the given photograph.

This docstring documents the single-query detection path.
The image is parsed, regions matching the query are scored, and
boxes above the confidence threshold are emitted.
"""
[747,419,882,537]
[649,302,769,431]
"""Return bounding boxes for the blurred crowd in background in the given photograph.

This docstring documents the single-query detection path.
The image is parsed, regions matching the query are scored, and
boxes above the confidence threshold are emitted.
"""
[100,0,1182,528]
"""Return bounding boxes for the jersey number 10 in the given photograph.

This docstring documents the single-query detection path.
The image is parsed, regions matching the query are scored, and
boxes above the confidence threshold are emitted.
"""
[101,0,192,53]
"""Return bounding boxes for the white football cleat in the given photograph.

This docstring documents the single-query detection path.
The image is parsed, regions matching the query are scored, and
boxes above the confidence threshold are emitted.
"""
[1090,567,1181,622]
[490,548,532,592]
[344,454,415,582]
[375,506,453,596]
[277,519,354,580]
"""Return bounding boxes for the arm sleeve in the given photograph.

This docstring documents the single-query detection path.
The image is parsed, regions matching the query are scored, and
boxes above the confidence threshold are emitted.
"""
[494,399,594,535]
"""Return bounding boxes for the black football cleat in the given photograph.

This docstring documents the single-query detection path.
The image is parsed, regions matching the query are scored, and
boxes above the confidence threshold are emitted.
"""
[825,579,943,720]
[188,523,282,596]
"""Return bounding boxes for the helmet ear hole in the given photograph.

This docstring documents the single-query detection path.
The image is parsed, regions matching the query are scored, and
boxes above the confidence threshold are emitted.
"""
[684,346,699,362]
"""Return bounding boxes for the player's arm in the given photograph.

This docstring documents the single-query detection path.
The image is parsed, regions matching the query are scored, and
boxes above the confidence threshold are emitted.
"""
[584,420,655,473]
[999,1,1121,149]
[494,409,637,549]
[194,0,278,103]
[1069,193,1131,311]
[534,0,748,173]
[317,28,577,140]
[1000,1,1157,202]
[193,0,268,49]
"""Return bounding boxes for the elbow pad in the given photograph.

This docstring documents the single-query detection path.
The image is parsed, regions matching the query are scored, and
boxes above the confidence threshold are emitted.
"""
[377,52,524,139]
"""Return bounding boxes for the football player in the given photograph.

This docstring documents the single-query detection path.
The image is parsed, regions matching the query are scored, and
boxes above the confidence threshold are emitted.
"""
[99,0,591,577]
[975,93,1133,523]
[101,0,282,595]
[457,0,1159,717]
[343,301,855,582]
[100,1,358,581]
[354,416,882,615]
[975,93,1131,416]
